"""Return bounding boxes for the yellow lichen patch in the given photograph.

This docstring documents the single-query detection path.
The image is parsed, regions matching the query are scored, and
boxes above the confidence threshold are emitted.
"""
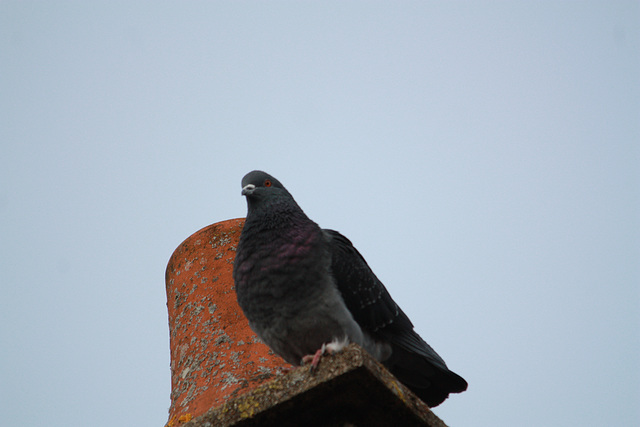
[267,381,284,391]
[178,413,192,423]
[165,414,176,427]
[237,397,260,418]
[390,379,408,404]
[165,412,192,427]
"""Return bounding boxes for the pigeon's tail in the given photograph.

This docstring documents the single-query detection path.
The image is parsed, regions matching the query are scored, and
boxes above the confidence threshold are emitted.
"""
[384,345,468,408]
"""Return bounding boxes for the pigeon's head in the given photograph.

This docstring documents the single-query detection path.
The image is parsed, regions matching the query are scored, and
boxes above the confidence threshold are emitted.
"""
[240,170,300,216]
[240,170,286,197]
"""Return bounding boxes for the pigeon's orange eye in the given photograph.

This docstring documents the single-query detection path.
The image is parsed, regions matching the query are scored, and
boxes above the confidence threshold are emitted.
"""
[264,179,272,187]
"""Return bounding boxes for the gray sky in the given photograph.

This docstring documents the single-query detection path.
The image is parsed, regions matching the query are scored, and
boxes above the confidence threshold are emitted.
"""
[1,2,638,426]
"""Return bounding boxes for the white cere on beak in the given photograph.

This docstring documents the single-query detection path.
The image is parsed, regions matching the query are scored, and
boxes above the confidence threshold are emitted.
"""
[241,184,256,196]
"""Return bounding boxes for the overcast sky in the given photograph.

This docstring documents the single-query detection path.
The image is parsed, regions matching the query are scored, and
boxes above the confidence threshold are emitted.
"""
[1,2,638,426]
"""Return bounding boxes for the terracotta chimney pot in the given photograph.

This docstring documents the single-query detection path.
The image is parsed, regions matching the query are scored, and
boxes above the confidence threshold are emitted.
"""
[165,219,287,426]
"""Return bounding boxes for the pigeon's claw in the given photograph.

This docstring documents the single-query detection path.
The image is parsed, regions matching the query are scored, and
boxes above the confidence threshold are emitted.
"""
[301,338,349,370]
[301,347,325,370]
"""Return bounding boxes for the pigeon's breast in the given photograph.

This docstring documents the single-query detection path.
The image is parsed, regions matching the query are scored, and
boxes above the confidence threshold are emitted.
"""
[258,231,319,272]
[234,225,329,309]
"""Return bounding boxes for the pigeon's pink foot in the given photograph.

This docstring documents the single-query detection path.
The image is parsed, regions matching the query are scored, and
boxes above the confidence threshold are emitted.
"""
[301,338,349,370]
[302,348,325,370]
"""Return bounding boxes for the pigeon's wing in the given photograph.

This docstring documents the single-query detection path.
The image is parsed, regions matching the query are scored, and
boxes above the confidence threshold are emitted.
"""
[323,229,411,331]
[323,229,450,369]
[324,229,468,406]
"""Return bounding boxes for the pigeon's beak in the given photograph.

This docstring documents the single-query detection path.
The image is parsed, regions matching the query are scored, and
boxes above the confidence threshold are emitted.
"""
[241,184,256,196]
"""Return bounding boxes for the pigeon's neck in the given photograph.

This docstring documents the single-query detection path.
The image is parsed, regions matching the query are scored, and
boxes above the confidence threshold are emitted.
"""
[245,196,311,232]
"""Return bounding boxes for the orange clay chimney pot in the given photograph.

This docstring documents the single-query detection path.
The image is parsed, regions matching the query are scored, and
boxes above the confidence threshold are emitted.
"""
[165,219,287,426]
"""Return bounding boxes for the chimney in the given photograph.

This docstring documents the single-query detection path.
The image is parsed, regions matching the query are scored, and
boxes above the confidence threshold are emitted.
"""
[165,219,450,426]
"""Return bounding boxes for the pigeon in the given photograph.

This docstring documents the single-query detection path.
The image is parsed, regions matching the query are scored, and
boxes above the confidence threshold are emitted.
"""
[233,170,467,407]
